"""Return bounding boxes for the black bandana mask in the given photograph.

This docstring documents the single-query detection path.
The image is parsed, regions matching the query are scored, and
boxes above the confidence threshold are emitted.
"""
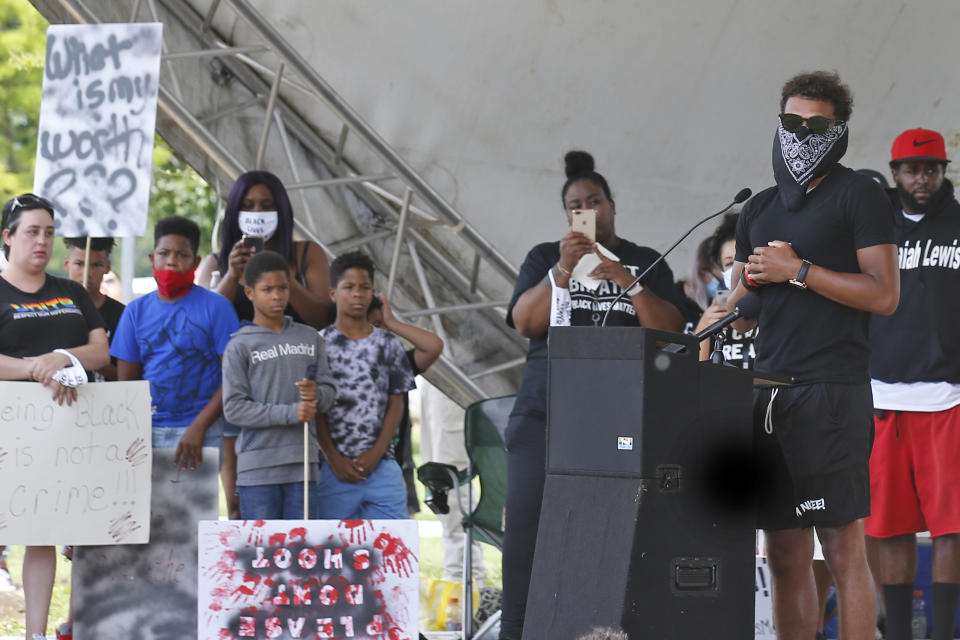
[773,121,849,211]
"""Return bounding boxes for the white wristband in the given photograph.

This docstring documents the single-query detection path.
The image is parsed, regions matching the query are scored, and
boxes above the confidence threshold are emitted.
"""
[626,283,644,297]
[52,348,88,388]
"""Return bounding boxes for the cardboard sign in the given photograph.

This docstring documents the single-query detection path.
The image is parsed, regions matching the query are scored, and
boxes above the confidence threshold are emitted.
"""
[74,447,220,639]
[198,520,419,640]
[755,555,775,639]
[0,380,152,545]
[33,22,163,237]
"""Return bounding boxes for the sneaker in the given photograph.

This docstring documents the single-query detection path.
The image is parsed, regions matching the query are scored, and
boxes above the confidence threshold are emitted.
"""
[0,566,14,592]
[56,621,73,640]
[31,634,48,640]
[473,585,502,626]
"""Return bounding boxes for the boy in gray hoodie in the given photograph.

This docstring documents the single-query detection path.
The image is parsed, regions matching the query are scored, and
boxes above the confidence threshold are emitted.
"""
[222,251,336,519]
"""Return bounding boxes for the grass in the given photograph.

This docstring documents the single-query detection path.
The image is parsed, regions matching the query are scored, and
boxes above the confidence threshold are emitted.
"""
[0,407,502,636]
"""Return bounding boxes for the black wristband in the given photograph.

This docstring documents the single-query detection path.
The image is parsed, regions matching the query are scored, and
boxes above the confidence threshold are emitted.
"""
[741,269,761,292]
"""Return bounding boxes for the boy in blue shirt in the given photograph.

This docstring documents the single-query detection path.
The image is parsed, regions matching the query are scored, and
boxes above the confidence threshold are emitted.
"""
[112,216,239,468]
[317,251,416,519]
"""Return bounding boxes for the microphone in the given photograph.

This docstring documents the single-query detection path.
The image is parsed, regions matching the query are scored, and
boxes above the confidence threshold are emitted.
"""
[694,293,761,342]
[600,188,752,326]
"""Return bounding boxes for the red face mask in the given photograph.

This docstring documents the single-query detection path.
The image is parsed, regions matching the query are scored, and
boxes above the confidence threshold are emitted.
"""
[153,268,195,298]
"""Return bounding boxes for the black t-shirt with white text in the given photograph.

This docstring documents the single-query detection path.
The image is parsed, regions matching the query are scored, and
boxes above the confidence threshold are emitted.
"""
[0,274,105,369]
[735,165,895,383]
[870,183,960,383]
[506,237,680,418]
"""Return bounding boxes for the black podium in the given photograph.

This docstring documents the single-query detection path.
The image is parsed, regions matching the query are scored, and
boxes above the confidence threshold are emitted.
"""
[522,327,761,640]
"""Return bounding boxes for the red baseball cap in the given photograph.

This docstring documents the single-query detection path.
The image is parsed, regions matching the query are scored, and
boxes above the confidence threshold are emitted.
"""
[890,128,951,164]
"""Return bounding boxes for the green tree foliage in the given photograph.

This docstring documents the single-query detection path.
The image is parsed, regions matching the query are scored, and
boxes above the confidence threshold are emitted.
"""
[0,0,45,196]
[0,0,221,278]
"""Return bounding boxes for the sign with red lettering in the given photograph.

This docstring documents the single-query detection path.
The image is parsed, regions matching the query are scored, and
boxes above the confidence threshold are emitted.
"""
[198,520,419,639]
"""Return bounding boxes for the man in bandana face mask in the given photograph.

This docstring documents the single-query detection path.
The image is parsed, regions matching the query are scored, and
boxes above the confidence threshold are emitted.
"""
[727,71,899,640]
[867,129,960,640]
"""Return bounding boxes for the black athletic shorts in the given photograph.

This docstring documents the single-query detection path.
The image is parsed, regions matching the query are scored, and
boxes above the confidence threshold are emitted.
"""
[753,382,874,530]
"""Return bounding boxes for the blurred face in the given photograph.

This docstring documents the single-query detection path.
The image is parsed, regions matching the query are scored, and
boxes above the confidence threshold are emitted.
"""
[150,234,200,273]
[719,239,736,270]
[246,270,290,321]
[564,179,615,245]
[241,183,276,211]
[331,267,374,320]
[64,247,111,294]
[893,161,945,211]
[2,208,55,272]
[367,307,384,328]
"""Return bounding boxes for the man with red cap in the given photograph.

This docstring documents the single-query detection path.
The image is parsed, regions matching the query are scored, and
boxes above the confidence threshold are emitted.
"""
[867,128,960,640]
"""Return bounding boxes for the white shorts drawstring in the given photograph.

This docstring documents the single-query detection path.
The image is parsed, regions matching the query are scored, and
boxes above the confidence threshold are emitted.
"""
[764,387,780,435]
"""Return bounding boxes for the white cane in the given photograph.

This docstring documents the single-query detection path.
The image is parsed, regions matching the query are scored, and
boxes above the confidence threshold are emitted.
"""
[303,419,309,519]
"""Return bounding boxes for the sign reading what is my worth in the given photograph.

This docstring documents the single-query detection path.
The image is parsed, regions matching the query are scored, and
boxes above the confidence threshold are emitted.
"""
[199,519,419,640]
[33,22,162,238]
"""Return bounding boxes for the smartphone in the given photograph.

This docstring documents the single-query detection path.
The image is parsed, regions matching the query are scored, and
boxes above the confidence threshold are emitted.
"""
[242,234,264,252]
[715,289,731,307]
[571,208,597,241]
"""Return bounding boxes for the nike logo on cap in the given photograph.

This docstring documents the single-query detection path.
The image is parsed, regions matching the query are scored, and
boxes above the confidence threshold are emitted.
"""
[914,139,937,146]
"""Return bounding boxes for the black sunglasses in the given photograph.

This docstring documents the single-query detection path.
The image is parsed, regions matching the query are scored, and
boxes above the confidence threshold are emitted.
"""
[10,194,54,213]
[779,113,843,136]
[2,193,55,231]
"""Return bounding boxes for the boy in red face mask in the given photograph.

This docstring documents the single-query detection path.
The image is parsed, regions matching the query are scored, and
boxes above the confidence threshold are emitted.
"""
[112,216,239,468]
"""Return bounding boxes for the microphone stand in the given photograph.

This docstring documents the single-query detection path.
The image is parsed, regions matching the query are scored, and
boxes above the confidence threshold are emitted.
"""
[709,330,727,365]
[600,188,751,327]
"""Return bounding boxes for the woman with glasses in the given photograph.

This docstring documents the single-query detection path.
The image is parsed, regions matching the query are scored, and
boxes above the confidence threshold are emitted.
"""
[501,151,684,639]
[0,194,109,640]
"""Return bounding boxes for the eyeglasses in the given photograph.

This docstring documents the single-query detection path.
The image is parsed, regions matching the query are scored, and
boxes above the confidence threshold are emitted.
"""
[10,194,54,213]
[2,193,55,231]
[779,113,843,136]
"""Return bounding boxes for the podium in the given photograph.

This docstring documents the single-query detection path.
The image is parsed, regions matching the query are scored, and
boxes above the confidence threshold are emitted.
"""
[523,327,765,640]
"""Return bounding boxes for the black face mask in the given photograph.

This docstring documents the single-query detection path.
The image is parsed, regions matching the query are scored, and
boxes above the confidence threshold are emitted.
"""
[897,178,953,216]
[772,121,849,211]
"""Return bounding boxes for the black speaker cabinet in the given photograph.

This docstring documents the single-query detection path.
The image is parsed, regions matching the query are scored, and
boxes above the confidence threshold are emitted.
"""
[523,327,757,640]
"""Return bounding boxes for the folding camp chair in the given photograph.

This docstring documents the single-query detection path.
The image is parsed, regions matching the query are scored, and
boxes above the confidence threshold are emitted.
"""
[417,394,514,639]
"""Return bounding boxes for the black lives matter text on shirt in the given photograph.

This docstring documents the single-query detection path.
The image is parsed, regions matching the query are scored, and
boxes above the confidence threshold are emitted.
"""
[506,237,681,418]
[871,183,960,384]
[735,165,895,384]
[0,274,105,363]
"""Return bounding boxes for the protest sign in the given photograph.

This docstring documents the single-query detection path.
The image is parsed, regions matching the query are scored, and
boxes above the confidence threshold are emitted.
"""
[0,380,151,545]
[33,22,163,237]
[198,519,419,640]
[74,446,220,639]
[755,555,775,639]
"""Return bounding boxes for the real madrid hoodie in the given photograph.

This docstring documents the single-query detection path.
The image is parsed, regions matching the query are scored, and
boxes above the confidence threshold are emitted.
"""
[870,179,960,384]
[222,317,336,485]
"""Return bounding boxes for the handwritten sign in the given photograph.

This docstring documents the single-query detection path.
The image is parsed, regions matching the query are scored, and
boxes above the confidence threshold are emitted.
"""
[33,23,163,237]
[755,555,775,639]
[0,380,151,545]
[198,520,419,640]
[74,447,219,638]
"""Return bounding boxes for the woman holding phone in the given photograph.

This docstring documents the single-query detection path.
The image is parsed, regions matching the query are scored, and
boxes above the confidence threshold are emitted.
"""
[198,170,333,520]
[501,151,684,639]
[198,170,332,330]
[0,194,109,640]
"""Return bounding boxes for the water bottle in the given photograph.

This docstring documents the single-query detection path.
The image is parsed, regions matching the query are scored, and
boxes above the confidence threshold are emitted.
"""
[444,596,462,631]
[912,589,927,639]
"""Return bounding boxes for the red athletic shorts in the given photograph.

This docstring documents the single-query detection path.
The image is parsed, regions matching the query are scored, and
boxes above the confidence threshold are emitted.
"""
[865,405,960,538]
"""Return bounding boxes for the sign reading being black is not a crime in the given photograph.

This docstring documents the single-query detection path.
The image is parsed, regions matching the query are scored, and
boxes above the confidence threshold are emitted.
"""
[33,23,163,238]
